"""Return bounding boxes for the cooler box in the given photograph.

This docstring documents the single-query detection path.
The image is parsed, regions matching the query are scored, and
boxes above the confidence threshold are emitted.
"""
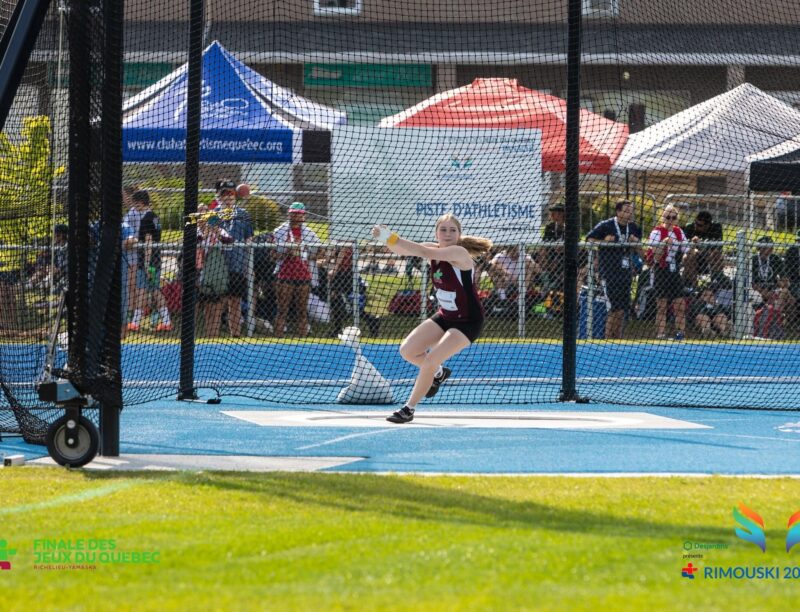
[578,289,607,339]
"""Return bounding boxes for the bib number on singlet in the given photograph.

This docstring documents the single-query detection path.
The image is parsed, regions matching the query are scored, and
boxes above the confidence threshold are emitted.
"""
[436,288,458,312]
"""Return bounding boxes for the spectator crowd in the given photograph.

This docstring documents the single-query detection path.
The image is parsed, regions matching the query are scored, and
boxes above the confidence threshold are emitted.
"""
[3,192,799,344]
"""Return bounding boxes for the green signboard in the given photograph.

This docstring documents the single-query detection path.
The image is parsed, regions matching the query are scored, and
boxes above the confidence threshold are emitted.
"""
[304,64,431,88]
[123,63,174,88]
[48,62,174,88]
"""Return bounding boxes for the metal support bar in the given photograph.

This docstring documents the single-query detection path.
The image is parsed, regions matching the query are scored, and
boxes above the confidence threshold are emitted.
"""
[0,0,51,132]
[733,230,750,340]
[420,261,428,322]
[352,242,360,329]
[586,246,595,340]
[98,0,124,456]
[517,242,526,338]
[246,244,256,337]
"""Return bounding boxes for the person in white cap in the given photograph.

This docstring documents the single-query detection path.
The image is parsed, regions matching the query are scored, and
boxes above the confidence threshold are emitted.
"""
[272,202,322,337]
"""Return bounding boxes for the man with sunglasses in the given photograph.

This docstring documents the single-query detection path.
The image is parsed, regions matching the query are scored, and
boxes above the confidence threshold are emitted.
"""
[683,210,724,289]
[586,199,642,339]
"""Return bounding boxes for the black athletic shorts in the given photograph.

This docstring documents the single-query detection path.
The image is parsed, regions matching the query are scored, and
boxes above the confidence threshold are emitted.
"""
[430,313,484,343]
[652,267,684,301]
[601,273,632,313]
[226,271,247,300]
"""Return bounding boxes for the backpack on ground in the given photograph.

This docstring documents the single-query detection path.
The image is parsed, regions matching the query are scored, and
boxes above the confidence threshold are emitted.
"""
[578,287,607,339]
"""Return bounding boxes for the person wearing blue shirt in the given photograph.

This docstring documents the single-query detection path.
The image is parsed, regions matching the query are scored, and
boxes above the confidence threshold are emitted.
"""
[586,200,642,339]
[89,214,136,339]
[119,219,136,338]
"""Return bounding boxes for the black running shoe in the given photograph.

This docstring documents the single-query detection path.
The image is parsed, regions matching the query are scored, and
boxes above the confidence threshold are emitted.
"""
[366,314,381,337]
[386,406,415,423]
[425,367,452,398]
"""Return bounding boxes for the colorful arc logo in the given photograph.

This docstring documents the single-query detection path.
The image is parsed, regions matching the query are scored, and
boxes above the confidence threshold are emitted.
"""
[733,502,766,553]
[787,510,800,553]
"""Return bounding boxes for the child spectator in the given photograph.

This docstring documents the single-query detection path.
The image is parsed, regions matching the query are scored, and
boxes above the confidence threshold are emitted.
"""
[691,287,731,337]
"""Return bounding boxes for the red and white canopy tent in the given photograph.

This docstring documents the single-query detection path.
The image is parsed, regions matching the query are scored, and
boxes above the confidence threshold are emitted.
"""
[379,78,629,175]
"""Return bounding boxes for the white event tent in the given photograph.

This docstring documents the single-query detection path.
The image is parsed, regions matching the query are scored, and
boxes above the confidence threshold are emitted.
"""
[614,83,800,172]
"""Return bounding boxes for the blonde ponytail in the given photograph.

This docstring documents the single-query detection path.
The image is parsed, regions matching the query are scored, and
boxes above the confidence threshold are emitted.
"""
[458,235,493,258]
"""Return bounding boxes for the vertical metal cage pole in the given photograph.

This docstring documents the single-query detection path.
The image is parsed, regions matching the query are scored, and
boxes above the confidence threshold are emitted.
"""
[586,246,595,340]
[83,1,122,384]
[67,0,92,381]
[733,230,750,340]
[352,242,360,329]
[517,241,526,338]
[98,0,124,455]
[246,244,256,337]
[178,0,205,400]
[560,0,583,402]
[419,261,429,322]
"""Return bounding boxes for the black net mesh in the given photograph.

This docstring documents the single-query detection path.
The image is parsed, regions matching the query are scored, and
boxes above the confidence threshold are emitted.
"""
[112,0,800,411]
[0,2,65,441]
[0,0,121,443]
[5,1,800,426]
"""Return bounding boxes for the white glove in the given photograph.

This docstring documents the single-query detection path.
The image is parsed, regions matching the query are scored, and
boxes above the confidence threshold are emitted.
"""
[373,225,393,244]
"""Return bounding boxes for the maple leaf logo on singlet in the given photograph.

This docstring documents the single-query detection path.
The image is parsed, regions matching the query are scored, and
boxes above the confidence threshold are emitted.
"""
[433,269,443,280]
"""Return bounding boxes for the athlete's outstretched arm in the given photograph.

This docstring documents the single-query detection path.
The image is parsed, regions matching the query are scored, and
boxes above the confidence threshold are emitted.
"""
[371,225,472,269]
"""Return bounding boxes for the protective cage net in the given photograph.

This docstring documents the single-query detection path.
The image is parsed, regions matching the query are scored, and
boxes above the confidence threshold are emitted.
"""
[0,0,120,441]
[4,1,800,425]
[0,1,67,441]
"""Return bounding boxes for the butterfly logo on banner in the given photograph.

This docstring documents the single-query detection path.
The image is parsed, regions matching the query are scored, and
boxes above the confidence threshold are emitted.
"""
[733,502,800,553]
[450,157,474,169]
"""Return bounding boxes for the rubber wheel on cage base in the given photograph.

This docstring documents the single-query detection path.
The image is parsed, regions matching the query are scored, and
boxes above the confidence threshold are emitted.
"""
[46,415,99,468]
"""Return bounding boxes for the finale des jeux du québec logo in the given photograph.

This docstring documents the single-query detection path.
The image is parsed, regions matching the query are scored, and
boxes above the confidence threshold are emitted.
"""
[0,540,17,570]
[682,502,800,580]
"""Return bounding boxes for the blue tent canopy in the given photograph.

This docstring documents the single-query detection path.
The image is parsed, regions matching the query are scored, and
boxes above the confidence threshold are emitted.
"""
[123,41,346,163]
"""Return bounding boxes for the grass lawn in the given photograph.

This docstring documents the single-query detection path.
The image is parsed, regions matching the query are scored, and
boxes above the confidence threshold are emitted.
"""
[2,470,799,610]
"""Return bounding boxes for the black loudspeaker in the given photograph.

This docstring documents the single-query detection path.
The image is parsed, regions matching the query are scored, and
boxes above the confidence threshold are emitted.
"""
[628,103,646,133]
[302,130,331,163]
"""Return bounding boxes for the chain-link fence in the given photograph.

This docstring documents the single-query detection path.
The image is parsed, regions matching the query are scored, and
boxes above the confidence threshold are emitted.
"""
[5,227,800,409]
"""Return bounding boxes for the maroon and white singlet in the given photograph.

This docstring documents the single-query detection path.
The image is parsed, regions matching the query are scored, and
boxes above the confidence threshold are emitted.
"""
[431,259,484,323]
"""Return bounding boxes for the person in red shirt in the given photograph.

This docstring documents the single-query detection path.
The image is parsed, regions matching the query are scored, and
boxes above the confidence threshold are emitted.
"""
[273,202,322,337]
[372,214,492,423]
[646,205,690,340]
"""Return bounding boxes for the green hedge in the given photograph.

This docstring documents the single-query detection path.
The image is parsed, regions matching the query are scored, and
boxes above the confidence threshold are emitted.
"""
[584,193,658,233]
[153,194,279,231]
[120,175,280,232]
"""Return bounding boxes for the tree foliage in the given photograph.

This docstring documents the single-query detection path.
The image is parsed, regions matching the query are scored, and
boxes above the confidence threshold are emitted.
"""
[0,116,65,242]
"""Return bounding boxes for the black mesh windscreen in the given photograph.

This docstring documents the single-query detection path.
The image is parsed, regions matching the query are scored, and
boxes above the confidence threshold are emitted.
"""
[0,1,66,441]
[0,0,122,442]
[5,1,800,423]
